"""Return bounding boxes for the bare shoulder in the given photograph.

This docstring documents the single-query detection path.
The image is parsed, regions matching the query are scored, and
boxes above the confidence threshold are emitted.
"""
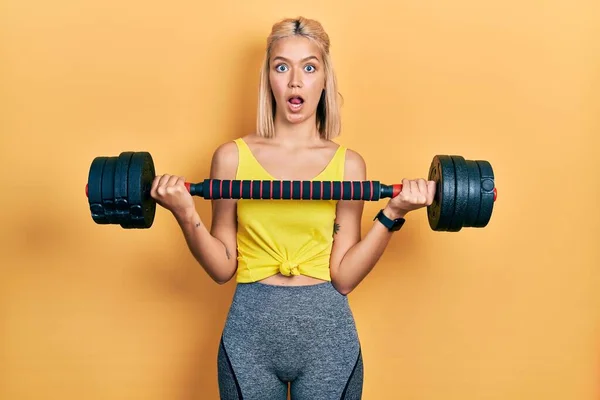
[230,133,267,152]
[240,133,262,143]
[210,140,239,179]
[343,147,367,180]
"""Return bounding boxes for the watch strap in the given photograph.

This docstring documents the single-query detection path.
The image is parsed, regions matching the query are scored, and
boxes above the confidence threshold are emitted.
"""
[374,209,405,231]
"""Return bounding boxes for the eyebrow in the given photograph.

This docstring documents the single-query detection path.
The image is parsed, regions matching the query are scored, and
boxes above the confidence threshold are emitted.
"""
[272,55,320,63]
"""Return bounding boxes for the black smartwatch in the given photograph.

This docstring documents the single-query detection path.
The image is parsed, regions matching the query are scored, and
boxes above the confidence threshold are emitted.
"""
[374,209,405,232]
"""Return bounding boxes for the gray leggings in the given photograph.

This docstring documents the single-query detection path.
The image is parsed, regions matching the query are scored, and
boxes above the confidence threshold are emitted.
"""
[217,281,363,399]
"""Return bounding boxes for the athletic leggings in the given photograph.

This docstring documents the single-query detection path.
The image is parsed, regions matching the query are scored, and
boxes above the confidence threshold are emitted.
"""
[217,281,363,399]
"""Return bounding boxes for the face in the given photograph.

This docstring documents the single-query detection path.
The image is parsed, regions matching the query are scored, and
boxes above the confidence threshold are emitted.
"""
[269,36,326,125]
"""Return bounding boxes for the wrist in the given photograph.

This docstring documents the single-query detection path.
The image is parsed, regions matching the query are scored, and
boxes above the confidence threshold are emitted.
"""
[374,207,406,232]
[173,207,199,225]
[383,205,407,220]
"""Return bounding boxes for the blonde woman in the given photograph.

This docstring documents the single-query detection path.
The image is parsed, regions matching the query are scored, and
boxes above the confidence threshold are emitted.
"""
[151,16,435,400]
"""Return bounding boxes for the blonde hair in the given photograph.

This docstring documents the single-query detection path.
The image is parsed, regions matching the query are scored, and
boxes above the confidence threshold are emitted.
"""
[256,17,342,140]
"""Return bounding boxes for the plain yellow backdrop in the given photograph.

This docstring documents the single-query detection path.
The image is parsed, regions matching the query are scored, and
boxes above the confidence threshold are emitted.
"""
[1,0,599,399]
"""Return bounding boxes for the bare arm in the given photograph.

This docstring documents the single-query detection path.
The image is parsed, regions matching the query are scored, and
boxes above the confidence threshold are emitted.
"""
[329,150,434,295]
[152,142,239,284]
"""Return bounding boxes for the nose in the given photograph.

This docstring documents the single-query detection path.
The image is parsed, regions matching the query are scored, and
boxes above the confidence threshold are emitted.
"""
[288,67,303,88]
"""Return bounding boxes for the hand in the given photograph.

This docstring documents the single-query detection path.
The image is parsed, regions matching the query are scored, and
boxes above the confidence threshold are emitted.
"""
[385,178,436,218]
[150,174,195,219]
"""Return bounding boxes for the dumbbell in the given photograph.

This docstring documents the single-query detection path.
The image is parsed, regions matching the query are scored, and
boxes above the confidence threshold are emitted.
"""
[85,151,496,231]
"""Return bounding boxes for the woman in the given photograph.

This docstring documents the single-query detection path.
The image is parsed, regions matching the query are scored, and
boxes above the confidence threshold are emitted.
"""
[151,16,435,400]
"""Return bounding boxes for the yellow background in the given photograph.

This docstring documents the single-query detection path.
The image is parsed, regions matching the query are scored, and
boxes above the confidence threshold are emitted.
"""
[1,0,599,399]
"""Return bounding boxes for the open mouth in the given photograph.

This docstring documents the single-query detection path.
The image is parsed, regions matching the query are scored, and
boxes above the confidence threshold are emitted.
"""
[287,95,304,110]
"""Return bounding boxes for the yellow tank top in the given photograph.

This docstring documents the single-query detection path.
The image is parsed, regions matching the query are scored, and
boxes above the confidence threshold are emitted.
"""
[233,137,346,283]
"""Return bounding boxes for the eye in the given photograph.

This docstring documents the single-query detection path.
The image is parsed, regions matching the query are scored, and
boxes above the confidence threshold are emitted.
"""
[275,64,288,72]
[304,65,316,73]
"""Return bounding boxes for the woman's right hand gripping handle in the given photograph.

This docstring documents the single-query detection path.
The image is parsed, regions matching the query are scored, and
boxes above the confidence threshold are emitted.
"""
[150,173,238,285]
[150,174,195,221]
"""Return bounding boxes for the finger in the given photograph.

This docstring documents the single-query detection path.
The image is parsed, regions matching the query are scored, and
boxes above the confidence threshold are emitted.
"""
[176,176,187,191]
[150,175,161,197]
[417,178,427,195]
[168,176,187,194]
[167,175,180,187]
[417,179,428,204]
[427,180,436,205]
[409,180,418,196]
[401,178,410,195]
[156,175,172,196]
[158,174,171,187]
[164,176,182,196]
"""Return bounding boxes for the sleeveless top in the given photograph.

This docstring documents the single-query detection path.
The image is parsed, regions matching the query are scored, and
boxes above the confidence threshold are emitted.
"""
[233,137,347,283]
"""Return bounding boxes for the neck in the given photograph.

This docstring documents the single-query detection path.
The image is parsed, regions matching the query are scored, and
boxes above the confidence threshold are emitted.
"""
[272,112,322,148]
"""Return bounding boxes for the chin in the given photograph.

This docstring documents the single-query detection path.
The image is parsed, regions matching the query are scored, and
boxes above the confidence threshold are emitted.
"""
[285,110,316,125]
[286,114,308,124]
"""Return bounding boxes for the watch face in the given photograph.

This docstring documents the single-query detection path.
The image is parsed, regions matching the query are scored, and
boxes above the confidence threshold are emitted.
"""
[390,217,405,231]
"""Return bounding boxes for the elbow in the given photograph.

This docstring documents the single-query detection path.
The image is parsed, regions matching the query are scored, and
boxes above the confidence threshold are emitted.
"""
[207,264,237,285]
[335,285,354,296]
[331,279,354,296]
[213,271,236,285]
[213,274,234,285]
[330,267,354,296]
[215,278,231,285]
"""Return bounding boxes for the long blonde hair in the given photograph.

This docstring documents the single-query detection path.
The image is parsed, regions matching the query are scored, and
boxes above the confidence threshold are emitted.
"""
[256,17,342,140]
